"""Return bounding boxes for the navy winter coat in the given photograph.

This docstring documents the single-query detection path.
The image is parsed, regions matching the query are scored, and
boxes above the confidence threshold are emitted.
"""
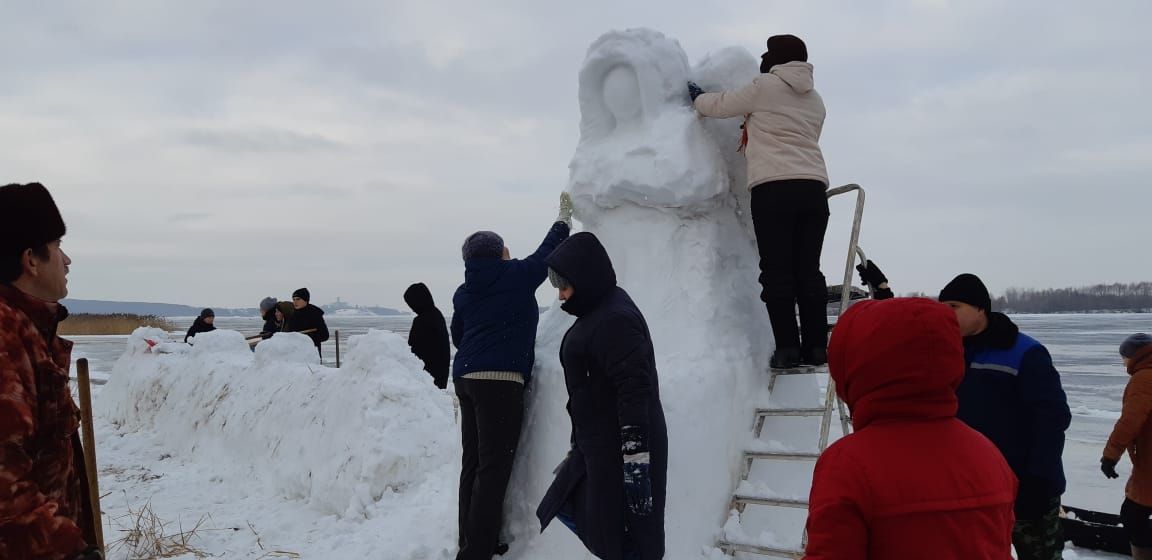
[450,221,570,382]
[957,311,1071,519]
[286,303,329,349]
[537,232,668,560]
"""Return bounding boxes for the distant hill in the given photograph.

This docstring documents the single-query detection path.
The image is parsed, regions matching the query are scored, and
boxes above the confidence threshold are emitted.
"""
[61,299,405,317]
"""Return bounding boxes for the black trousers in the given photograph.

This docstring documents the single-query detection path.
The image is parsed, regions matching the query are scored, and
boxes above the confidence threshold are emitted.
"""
[1123,498,1152,548]
[456,378,525,560]
[750,179,830,352]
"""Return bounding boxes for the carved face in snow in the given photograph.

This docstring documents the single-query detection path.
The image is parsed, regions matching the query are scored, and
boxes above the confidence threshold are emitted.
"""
[568,29,729,221]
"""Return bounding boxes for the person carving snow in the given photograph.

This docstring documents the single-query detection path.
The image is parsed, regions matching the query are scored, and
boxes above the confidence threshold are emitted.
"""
[689,34,831,369]
[537,232,668,560]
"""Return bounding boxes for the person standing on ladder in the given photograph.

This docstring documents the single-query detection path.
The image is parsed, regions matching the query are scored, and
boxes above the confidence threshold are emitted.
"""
[689,34,831,369]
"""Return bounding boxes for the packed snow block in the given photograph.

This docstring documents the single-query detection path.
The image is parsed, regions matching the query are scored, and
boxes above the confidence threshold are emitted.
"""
[100,328,457,519]
[569,28,730,221]
[254,331,321,365]
[188,329,251,355]
[504,29,778,559]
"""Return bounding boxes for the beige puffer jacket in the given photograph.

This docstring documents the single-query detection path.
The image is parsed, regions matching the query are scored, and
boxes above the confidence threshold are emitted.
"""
[694,61,829,190]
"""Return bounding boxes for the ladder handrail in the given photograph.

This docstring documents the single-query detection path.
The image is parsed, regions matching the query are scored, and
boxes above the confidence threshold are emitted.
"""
[820,183,865,447]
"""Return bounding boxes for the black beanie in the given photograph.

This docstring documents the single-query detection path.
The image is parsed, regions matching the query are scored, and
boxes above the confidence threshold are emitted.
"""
[200,308,215,318]
[938,273,992,312]
[764,35,809,70]
[0,183,67,282]
[293,288,310,302]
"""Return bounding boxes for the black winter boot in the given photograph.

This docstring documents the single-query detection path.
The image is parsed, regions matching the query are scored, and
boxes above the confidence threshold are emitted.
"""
[801,347,827,366]
[770,347,801,370]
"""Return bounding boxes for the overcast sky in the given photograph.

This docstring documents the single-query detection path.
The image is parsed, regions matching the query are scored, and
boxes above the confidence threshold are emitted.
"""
[3,0,1149,310]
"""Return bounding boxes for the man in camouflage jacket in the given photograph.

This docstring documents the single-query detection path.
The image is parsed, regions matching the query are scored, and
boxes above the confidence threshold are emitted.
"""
[0,183,98,559]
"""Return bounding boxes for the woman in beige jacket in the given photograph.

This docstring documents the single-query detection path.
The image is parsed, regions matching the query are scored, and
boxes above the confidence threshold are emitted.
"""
[690,35,830,369]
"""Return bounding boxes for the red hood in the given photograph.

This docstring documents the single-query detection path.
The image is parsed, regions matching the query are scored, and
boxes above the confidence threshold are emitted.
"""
[828,298,964,430]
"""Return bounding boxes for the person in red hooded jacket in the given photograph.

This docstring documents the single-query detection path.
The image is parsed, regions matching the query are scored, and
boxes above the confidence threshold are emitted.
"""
[804,298,1018,559]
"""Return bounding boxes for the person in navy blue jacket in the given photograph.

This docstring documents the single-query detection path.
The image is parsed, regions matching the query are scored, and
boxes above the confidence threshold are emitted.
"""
[939,273,1071,560]
[536,232,667,560]
[450,193,572,560]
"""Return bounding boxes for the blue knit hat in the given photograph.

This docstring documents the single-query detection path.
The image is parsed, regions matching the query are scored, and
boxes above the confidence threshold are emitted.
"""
[1121,333,1152,359]
[462,231,504,260]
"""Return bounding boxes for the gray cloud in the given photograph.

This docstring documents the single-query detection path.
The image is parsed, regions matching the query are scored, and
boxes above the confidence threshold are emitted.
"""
[2,0,1149,308]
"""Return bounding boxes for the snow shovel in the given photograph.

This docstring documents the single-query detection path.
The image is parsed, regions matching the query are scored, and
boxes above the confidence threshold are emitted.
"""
[76,359,105,552]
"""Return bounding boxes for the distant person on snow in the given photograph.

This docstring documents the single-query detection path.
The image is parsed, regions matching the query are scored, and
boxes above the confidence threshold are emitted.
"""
[0,183,101,559]
[404,282,450,389]
[258,296,281,339]
[286,288,329,354]
[1102,333,1152,559]
[939,273,1071,560]
[537,232,668,560]
[184,308,216,343]
[688,34,831,370]
[450,193,572,560]
[805,298,1017,559]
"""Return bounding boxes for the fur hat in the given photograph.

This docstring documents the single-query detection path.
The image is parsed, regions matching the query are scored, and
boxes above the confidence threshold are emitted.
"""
[0,183,67,282]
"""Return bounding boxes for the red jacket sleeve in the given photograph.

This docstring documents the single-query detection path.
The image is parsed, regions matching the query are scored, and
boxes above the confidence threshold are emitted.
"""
[0,336,86,559]
[804,444,869,560]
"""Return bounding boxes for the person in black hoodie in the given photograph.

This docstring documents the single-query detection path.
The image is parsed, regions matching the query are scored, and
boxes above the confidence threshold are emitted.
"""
[404,282,450,389]
[184,308,216,343]
[286,288,329,354]
[258,296,281,339]
[537,232,668,560]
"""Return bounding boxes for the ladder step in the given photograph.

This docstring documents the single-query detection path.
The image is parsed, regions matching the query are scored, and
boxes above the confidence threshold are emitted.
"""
[745,451,821,462]
[717,540,804,558]
[755,407,826,418]
[769,365,827,375]
[733,494,810,509]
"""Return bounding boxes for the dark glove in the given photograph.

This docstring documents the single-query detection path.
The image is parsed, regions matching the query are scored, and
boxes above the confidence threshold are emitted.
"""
[687,81,705,103]
[75,547,103,560]
[855,260,888,289]
[1102,457,1120,479]
[621,425,653,516]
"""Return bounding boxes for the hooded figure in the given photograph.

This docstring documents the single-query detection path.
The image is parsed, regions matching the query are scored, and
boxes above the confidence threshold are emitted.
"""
[804,298,1018,559]
[537,232,668,560]
[0,182,99,558]
[184,308,216,343]
[691,34,831,369]
[286,288,329,353]
[404,283,450,389]
[259,296,281,339]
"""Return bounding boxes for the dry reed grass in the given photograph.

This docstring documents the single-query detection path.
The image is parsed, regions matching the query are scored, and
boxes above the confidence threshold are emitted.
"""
[59,313,176,336]
[107,498,209,558]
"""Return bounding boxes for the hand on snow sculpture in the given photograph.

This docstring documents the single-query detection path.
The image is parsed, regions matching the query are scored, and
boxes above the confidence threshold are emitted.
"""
[621,424,653,516]
[687,81,705,102]
[1101,457,1120,479]
[557,191,575,226]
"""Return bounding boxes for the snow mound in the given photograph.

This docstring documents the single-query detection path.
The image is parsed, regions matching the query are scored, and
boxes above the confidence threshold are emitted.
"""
[254,332,321,365]
[100,328,457,520]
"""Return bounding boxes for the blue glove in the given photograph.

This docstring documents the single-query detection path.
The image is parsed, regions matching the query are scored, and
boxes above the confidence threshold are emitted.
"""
[687,81,705,103]
[621,425,653,516]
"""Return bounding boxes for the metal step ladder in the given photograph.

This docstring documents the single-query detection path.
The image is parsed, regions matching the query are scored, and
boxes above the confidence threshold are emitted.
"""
[717,184,867,558]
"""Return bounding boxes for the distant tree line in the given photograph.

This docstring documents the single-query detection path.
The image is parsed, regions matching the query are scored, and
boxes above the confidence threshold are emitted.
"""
[992,283,1152,313]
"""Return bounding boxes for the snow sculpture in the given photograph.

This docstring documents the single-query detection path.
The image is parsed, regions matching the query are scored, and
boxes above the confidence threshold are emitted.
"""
[504,29,785,558]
